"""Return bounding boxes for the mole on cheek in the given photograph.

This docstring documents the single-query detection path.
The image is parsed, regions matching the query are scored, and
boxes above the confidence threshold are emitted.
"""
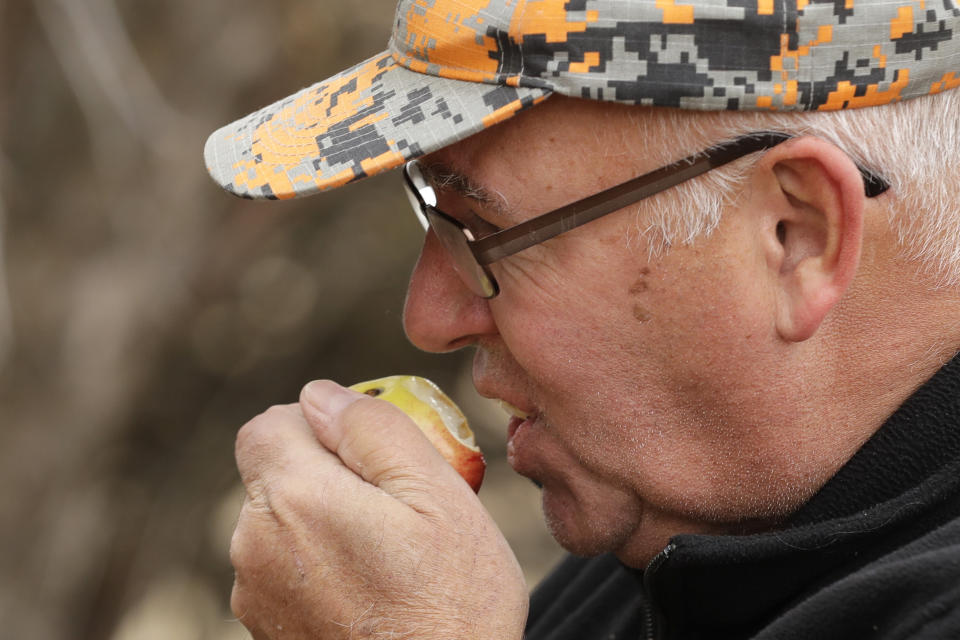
[629,279,649,294]
[633,304,652,323]
[629,268,653,322]
[628,267,652,294]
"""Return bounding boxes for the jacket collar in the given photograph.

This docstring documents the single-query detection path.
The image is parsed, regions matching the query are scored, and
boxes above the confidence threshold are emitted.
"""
[645,352,960,636]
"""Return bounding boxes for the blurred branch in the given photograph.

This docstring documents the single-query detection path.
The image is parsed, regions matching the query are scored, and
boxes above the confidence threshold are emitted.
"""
[32,0,185,170]
[0,149,12,371]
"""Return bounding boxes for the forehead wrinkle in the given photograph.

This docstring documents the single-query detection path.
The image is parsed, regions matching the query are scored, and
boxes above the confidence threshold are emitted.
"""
[420,160,511,216]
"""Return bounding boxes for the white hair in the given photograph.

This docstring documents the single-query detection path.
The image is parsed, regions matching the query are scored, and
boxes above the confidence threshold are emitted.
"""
[634,89,960,287]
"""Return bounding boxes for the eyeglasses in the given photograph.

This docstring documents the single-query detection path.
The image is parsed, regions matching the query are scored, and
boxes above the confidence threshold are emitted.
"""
[402,132,890,299]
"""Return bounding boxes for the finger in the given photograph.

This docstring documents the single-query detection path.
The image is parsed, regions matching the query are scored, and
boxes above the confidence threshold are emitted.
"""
[235,399,401,515]
[299,380,470,501]
[234,402,378,524]
[230,579,265,640]
[234,404,315,489]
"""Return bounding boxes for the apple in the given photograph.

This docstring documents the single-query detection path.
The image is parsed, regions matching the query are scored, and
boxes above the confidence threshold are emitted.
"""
[349,375,486,492]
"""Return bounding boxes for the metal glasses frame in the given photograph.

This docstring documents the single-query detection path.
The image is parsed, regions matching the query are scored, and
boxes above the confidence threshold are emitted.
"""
[402,132,890,299]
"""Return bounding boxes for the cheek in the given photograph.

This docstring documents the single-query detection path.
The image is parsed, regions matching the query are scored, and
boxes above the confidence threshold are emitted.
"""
[492,218,629,307]
[656,263,774,401]
[491,248,571,306]
[493,233,664,409]
[497,289,655,457]
[508,257,771,478]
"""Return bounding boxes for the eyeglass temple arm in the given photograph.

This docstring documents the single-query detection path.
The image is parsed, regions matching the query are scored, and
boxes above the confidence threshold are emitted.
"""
[471,132,888,266]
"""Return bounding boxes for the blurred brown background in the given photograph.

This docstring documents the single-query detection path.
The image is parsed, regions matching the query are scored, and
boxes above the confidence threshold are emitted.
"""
[0,1,562,638]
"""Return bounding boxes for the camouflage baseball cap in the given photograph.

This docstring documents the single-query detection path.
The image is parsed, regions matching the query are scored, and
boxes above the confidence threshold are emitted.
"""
[205,0,959,200]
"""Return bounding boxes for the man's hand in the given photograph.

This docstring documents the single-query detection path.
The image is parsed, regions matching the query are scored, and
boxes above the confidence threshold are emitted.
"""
[230,380,529,639]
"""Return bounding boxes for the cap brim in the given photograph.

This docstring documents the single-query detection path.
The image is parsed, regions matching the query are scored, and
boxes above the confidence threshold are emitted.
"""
[204,52,550,200]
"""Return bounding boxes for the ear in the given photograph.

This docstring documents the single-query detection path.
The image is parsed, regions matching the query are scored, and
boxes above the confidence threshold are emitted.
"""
[756,137,865,342]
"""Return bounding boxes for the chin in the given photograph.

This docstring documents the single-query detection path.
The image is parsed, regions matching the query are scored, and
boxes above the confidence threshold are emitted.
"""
[539,484,646,561]
[540,483,725,568]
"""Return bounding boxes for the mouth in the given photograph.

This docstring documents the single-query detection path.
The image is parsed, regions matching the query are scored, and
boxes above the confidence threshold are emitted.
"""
[471,369,537,446]
[497,399,540,467]
[498,400,533,433]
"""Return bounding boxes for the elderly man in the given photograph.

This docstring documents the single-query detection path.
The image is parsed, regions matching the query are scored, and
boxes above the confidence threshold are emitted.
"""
[205,0,960,638]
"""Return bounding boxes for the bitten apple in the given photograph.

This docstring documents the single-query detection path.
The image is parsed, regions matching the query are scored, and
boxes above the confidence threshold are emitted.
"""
[349,375,486,492]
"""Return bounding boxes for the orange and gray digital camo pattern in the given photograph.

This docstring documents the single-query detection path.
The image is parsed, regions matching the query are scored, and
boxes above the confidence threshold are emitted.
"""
[205,0,959,199]
[204,52,548,199]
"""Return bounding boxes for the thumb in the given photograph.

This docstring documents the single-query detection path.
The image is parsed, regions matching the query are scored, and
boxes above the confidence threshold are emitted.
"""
[299,380,468,500]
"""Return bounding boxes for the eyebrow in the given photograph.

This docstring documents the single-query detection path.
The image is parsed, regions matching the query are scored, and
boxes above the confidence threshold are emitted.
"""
[419,162,509,215]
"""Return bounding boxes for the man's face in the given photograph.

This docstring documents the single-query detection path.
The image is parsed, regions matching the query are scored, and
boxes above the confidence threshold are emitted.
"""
[403,97,814,566]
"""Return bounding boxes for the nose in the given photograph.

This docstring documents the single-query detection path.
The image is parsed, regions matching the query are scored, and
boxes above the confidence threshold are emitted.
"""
[403,231,498,353]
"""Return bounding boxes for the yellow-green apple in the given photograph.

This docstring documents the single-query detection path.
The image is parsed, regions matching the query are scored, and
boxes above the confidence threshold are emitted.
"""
[349,375,486,492]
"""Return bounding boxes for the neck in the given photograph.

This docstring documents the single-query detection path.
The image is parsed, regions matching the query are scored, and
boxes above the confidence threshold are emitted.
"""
[795,258,960,478]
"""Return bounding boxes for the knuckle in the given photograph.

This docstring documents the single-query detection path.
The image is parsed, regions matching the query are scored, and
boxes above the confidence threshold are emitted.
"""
[229,504,285,577]
[264,474,311,516]
[235,405,296,458]
[228,533,246,573]
[229,509,258,570]
[230,582,251,625]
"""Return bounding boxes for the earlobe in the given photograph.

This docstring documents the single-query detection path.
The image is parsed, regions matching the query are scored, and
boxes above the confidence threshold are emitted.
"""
[760,138,865,342]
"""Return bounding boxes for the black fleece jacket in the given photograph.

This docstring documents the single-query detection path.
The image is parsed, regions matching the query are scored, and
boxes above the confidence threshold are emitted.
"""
[525,353,960,640]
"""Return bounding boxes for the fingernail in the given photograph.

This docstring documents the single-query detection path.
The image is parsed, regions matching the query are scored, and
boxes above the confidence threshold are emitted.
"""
[301,380,361,422]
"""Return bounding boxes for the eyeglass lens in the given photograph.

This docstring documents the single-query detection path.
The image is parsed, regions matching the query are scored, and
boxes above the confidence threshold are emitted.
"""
[424,208,498,298]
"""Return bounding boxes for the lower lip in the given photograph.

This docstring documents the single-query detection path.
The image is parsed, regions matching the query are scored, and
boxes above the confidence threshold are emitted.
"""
[506,415,534,465]
[507,416,525,440]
